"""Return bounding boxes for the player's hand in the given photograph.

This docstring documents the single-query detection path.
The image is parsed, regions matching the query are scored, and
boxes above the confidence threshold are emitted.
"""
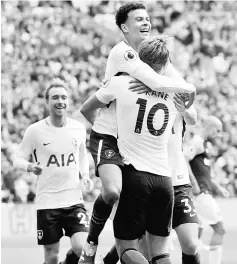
[27,162,43,175]
[81,177,94,192]
[173,93,186,113]
[184,91,196,109]
[192,184,201,196]
[217,186,229,198]
[128,79,152,94]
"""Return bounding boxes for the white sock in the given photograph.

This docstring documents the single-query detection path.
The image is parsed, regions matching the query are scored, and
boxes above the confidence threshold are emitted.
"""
[209,245,223,264]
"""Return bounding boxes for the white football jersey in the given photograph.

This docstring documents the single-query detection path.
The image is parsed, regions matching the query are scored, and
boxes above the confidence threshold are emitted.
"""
[14,117,88,209]
[168,113,190,186]
[96,76,177,176]
[93,41,140,137]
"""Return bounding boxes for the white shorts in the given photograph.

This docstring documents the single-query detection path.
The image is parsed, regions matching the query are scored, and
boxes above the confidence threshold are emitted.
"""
[194,193,222,226]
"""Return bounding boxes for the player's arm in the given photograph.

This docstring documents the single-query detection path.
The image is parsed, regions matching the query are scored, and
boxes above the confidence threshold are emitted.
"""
[80,78,119,124]
[80,95,106,124]
[182,105,197,126]
[79,131,90,179]
[112,48,195,94]
[13,126,42,175]
[210,177,229,198]
[79,127,94,192]
[173,93,197,125]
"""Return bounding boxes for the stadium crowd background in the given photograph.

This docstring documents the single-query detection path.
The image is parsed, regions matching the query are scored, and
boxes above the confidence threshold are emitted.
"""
[1,0,237,203]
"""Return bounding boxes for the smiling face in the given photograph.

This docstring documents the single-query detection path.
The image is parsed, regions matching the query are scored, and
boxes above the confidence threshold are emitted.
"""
[47,87,69,118]
[122,9,151,44]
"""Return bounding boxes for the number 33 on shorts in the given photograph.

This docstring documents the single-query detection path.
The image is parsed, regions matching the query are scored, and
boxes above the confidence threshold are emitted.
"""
[181,198,196,217]
[78,212,90,227]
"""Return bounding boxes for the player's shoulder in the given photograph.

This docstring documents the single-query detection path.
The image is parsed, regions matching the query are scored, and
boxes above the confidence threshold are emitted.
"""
[110,41,130,53]
[68,118,86,131]
[108,75,134,89]
[27,119,47,131]
[109,41,138,60]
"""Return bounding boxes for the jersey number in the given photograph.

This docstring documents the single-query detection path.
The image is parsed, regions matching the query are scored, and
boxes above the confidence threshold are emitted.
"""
[78,212,89,227]
[134,98,169,136]
[181,198,196,216]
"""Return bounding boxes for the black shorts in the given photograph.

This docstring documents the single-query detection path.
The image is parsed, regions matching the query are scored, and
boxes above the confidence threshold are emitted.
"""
[37,204,89,245]
[89,129,123,176]
[113,164,174,240]
[172,184,199,229]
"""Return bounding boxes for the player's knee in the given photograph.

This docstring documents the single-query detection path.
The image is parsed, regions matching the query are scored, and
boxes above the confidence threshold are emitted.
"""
[103,189,120,206]
[182,240,198,255]
[71,243,83,257]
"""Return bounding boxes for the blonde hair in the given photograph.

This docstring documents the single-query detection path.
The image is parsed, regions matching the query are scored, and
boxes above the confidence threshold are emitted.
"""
[138,36,170,73]
[45,78,69,100]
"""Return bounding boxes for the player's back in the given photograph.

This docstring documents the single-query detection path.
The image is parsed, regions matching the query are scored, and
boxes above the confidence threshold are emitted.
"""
[115,76,177,176]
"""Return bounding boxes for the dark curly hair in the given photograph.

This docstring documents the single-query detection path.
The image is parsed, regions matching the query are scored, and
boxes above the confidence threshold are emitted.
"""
[115,2,146,30]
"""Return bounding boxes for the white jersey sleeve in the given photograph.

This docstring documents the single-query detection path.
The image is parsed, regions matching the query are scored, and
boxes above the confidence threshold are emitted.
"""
[105,43,139,78]
[13,125,35,171]
[95,77,123,104]
[105,41,195,94]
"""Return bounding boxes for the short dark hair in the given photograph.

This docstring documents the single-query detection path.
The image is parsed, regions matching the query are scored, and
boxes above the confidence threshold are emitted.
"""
[115,2,146,30]
[138,36,170,72]
[45,78,69,100]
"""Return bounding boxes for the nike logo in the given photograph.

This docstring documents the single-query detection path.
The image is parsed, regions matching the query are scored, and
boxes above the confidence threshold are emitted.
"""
[43,142,51,146]
[190,213,196,217]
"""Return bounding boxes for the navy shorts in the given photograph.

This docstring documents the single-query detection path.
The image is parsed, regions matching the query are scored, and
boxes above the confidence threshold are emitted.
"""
[37,204,89,245]
[89,129,123,176]
[172,184,199,229]
[113,164,174,240]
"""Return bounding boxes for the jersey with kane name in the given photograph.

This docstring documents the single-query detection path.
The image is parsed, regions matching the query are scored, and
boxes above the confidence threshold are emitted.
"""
[96,76,177,176]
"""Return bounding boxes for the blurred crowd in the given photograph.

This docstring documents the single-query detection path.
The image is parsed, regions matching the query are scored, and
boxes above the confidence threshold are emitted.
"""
[1,1,237,203]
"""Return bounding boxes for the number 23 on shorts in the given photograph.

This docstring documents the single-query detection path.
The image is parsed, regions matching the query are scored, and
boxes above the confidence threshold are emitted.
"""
[78,212,90,227]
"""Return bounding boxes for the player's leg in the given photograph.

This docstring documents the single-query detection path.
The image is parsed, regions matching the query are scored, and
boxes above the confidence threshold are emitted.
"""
[62,204,89,264]
[116,238,149,264]
[113,165,151,264]
[103,244,119,264]
[37,209,63,264]
[44,242,60,264]
[194,193,224,264]
[146,175,174,264]
[137,234,150,260]
[102,235,147,264]
[79,131,123,263]
[87,163,122,243]
[209,221,225,264]
[146,233,170,264]
[175,224,200,264]
[173,185,200,264]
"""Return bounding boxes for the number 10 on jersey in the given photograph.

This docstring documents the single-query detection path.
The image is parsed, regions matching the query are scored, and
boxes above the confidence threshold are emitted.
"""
[134,98,169,136]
